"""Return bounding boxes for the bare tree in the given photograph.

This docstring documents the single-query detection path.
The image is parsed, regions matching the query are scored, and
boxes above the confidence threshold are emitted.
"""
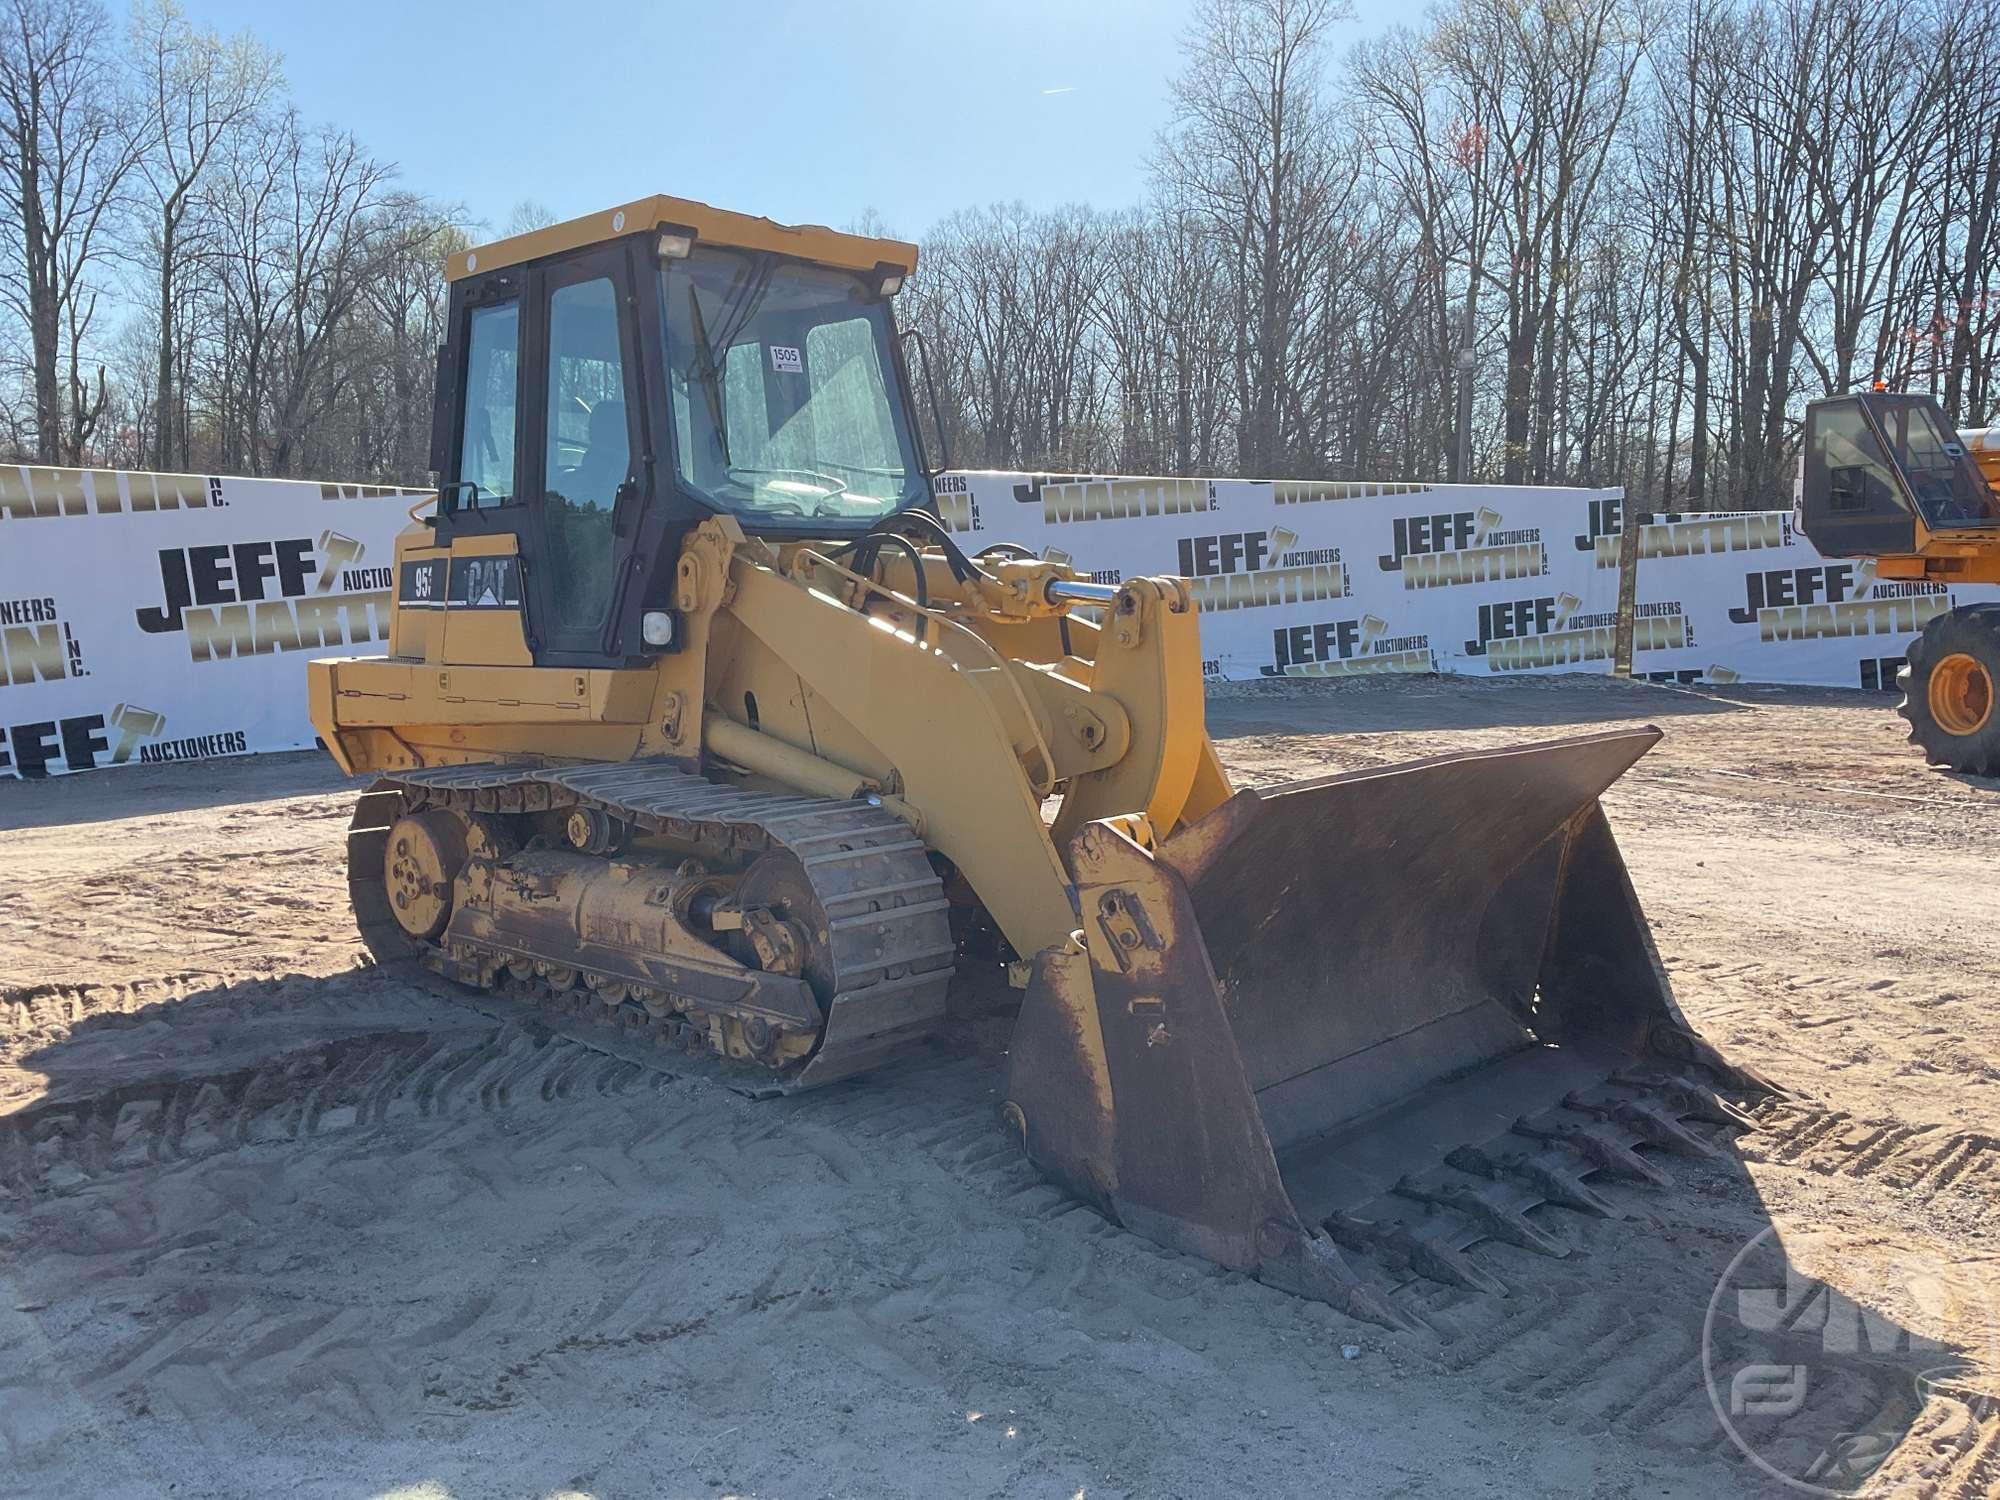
[129,0,277,468]
[1911,0,2000,425]
[1154,0,1352,475]
[1352,20,1501,481]
[908,202,1119,471]
[0,0,142,461]
[503,196,554,237]
[355,192,459,479]
[1099,196,1234,473]
[263,118,397,473]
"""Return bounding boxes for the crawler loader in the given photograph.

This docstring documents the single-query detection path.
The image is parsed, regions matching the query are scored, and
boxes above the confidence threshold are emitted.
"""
[310,195,1764,1326]
[1797,387,2000,773]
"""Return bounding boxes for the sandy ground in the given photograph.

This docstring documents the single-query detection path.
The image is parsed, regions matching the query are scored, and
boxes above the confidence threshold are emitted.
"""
[0,675,1995,1499]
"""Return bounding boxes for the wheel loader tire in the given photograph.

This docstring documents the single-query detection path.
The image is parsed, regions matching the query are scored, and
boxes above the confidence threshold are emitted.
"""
[1898,604,2000,775]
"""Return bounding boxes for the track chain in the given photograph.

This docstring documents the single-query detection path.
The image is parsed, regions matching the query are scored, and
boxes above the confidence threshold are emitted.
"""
[350,759,958,1089]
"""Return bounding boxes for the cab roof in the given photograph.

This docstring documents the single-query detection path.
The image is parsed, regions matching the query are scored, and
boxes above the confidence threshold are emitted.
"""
[447,194,920,283]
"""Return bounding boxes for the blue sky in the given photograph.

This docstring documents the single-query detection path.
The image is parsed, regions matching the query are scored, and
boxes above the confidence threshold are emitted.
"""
[175,0,1407,241]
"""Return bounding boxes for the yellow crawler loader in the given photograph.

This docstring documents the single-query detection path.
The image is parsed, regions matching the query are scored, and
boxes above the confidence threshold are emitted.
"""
[310,196,1762,1327]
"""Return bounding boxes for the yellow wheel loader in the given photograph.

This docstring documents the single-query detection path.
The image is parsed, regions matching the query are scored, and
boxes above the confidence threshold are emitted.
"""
[310,195,1763,1327]
[1798,388,2000,773]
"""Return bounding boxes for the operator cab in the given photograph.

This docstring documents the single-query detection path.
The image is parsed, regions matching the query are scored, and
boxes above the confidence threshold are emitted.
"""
[1800,388,2000,556]
[428,196,931,667]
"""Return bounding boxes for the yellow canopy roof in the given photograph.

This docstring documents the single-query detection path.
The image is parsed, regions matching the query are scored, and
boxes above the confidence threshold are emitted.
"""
[447,194,919,282]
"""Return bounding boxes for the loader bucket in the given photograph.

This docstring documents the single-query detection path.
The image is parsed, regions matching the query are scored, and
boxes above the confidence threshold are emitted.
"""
[1005,728,1771,1328]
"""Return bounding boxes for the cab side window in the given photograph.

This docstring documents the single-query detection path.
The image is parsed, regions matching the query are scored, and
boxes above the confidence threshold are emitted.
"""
[1812,401,1900,515]
[542,276,629,632]
[459,301,519,502]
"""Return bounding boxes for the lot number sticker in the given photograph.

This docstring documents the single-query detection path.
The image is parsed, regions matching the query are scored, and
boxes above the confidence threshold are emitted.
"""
[770,344,803,374]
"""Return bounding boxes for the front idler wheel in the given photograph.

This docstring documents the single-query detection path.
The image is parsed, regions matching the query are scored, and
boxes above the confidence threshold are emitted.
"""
[383,810,470,941]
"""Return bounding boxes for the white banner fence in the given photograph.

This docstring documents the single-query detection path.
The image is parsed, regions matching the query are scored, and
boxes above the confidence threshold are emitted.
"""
[1616,509,2000,690]
[2,462,1973,779]
[0,469,423,778]
[0,465,1626,779]
[938,472,1626,681]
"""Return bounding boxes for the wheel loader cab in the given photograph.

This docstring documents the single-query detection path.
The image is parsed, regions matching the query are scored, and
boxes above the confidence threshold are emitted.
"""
[1795,389,2000,774]
[661,245,926,528]
[1800,390,2000,559]
[427,199,929,670]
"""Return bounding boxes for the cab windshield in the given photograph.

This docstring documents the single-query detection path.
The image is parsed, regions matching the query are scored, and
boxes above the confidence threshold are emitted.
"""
[662,246,924,524]
[1869,393,2000,527]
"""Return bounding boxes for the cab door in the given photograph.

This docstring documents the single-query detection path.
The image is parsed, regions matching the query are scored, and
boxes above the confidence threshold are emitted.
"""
[1800,396,1919,557]
[429,270,535,666]
[525,246,649,660]
[432,243,649,666]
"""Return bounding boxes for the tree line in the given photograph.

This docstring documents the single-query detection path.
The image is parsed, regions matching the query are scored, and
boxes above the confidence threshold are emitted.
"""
[908,0,2000,510]
[4,0,1998,512]
[0,0,462,479]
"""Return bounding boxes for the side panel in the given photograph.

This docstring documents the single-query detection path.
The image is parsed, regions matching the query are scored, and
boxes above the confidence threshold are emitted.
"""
[390,529,446,663]
[310,656,654,774]
[439,535,533,667]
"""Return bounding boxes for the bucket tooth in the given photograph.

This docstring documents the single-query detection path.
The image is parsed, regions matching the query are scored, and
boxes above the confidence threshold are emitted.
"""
[1647,1022,1779,1097]
[1253,1219,1420,1333]
[1392,1173,1570,1258]
[1446,1142,1627,1220]
[1566,1090,1719,1159]
[1326,1211,1510,1297]
[1514,1112,1670,1187]
[1611,1068,1762,1131]
[1620,1097,1722,1157]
